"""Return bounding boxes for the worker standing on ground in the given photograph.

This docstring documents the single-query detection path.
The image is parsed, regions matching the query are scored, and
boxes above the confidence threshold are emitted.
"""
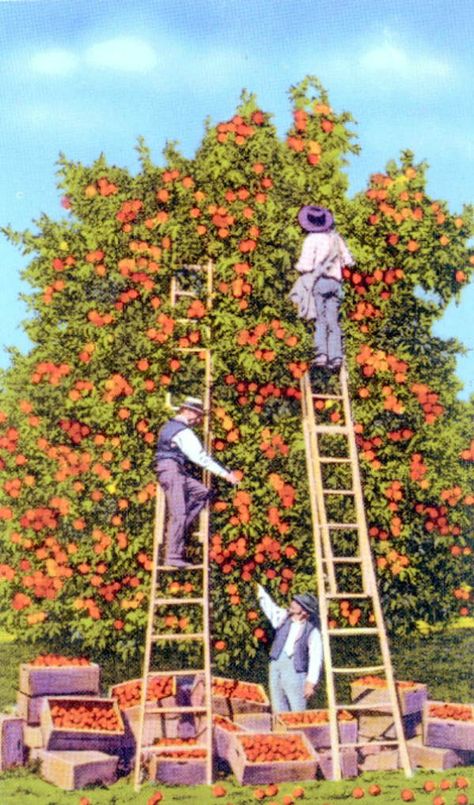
[155,397,239,568]
[257,583,323,712]
[290,205,355,371]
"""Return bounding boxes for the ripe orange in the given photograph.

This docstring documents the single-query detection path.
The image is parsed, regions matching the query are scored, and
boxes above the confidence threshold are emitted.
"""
[368,784,382,795]
[400,790,415,801]
[211,784,227,797]
[352,788,365,799]
[423,781,436,792]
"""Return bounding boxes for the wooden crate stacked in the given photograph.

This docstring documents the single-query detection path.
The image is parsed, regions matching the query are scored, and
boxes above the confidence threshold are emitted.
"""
[17,655,123,790]
[109,672,177,747]
[274,708,358,779]
[350,676,428,772]
[406,700,474,771]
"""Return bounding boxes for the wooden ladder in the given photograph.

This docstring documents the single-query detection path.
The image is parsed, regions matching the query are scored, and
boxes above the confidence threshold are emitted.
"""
[300,366,413,781]
[133,262,214,790]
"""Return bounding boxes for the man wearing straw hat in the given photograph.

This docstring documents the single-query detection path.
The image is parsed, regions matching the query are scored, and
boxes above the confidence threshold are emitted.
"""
[155,396,240,568]
[289,204,355,372]
[257,583,323,712]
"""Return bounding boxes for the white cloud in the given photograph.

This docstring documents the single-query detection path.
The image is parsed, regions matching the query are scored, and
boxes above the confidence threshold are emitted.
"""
[29,48,78,76]
[85,37,158,73]
[360,43,452,80]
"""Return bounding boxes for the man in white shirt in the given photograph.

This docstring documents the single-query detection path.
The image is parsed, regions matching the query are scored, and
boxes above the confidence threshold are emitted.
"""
[155,397,239,568]
[289,205,355,371]
[257,583,323,712]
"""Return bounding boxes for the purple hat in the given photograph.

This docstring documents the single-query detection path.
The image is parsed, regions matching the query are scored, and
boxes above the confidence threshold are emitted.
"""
[298,205,334,233]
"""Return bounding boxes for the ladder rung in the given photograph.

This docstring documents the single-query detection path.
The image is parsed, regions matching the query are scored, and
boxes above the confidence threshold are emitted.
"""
[341,740,400,748]
[315,425,350,434]
[325,593,370,599]
[323,557,362,563]
[332,665,386,674]
[323,488,354,495]
[312,393,343,400]
[326,523,359,529]
[174,289,198,297]
[145,705,209,715]
[175,347,207,353]
[145,668,206,677]
[154,597,204,606]
[328,627,379,635]
[320,457,351,463]
[335,702,393,712]
[156,564,205,571]
[151,632,205,641]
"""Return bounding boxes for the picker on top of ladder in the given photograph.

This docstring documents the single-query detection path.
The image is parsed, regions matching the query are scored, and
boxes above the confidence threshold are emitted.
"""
[154,395,240,568]
[289,204,355,373]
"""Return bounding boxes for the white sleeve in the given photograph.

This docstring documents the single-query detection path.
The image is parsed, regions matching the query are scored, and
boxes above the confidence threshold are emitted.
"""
[172,429,229,479]
[257,584,288,629]
[295,235,318,273]
[307,627,323,685]
[337,235,356,267]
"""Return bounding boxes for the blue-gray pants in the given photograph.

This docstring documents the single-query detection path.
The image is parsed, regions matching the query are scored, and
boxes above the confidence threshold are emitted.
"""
[269,653,306,712]
[157,459,211,562]
[313,276,343,363]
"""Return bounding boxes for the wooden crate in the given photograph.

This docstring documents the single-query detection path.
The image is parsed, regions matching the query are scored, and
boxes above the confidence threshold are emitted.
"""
[16,691,48,726]
[212,715,247,761]
[19,662,100,697]
[317,747,358,779]
[122,703,182,745]
[407,736,463,770]
[350,679,427,716]
[41,696,126,753]
[275,710,358,748]
[147,747,208,784]
[357,744,399,771]
[191,675,270,716]
[227,731,318,785]
[39,749,118,790]
[358,710,422,740]
[0,715,24,771]
[233,712,272,733]
[424,700,474,751]
[109,673,176,710]
[24,725,43,749]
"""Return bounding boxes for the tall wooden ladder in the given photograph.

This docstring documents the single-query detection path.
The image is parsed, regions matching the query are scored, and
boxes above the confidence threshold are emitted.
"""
[133,262,214,790]
[300,365,413,781]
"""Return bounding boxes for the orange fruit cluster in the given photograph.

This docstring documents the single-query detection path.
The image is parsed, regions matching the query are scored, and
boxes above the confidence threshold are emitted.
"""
[429,703,472,721]
[279,709,354,725]
[50,700,122,731]
[240,734,311,762]
[212,677,266,703]
[29,654,90,667]
[112,675,174,707]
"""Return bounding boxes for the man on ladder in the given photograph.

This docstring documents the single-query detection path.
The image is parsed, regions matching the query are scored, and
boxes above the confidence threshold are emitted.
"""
[155,396,240,568]
[290,205,355,372]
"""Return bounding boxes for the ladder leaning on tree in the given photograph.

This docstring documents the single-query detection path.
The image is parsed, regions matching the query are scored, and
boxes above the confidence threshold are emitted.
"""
[133,262,215,791]
[300,365,413,780]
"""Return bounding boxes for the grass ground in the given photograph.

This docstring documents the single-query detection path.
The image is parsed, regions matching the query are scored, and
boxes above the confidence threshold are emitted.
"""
[0,764,472,805]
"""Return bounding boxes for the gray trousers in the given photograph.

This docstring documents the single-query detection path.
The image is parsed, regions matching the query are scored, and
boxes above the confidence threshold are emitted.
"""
[157,459,210,561]
[313,276,343,362]
[269,653,307,712]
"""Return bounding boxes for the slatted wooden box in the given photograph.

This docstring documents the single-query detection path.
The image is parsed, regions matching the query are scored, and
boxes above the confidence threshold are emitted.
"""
[40,696,126,753]
[317,747,358,779]
[357,743,399,771]
[39,749,118,790]
[358,710,422,740]
[19,661,100,697]
[23,724,43,749]
[16,691,48,726]
[407,736,463,770]
[0,715,24,771]
[423,700,474,751]
[191,675,270,716]
[275,709,358,748]
[212,715,248,761]
[233,712,272,732]
[227,731,318,785]
[122,704,181,745]
[147,746,208,784]
[350,678,427,716]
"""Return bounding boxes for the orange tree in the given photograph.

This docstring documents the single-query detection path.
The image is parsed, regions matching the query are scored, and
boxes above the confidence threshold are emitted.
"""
[0,77,472,668]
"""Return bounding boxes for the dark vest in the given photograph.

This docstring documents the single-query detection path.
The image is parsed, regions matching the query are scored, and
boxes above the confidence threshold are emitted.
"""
[269,617,315,673]
[155,419,189,467]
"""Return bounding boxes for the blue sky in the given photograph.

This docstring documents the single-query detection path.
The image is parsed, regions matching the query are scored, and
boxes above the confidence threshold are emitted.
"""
[1,0,473,397]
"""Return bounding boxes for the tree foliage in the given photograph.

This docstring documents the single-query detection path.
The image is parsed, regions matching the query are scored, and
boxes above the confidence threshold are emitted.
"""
[0,77,472,669]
